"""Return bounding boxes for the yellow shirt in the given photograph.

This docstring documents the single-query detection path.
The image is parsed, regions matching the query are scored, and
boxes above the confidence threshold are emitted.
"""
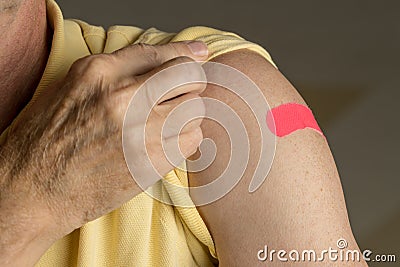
[0,0,276,266]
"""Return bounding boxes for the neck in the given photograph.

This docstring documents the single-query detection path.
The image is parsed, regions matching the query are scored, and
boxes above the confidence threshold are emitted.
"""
[0,0,50,133]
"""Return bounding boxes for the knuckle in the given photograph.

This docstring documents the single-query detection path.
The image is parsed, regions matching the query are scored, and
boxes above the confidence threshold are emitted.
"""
[71,54,113,81]
[84,54,113,77]
[69,55,90,75]
[136,43,162,65]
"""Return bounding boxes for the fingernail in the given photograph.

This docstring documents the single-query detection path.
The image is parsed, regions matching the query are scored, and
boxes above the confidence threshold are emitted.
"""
[187,41,208,56]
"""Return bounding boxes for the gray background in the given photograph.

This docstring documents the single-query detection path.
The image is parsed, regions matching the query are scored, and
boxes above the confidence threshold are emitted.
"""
[57,0,399,265]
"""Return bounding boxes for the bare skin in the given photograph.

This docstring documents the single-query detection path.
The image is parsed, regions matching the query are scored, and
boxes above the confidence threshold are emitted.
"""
[189,50,368,266]
[0,0,50,133]
[0,0,368,266]
[0,40,209,266]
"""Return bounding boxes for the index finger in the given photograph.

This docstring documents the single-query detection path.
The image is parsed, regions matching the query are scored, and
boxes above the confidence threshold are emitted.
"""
[110,41,209,78]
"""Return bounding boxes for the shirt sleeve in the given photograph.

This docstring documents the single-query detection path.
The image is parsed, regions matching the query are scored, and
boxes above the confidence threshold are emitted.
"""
[170,26,277,67]
[129,25,277,68]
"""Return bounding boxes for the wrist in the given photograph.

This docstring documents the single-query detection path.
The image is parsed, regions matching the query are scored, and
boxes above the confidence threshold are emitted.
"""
[0,194,60,266]
[0,153,61,266]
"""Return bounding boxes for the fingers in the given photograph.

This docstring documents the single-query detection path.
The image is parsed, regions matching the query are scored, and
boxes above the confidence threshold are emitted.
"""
[125,90,205,178]
[135,56,207,104]
[153,127,204,176]
[68,41,208,89]
[150,92,205,139]
[111,41,208,78]
[143,92,205,176]
[112,56,207,125]
[109,44,208,180]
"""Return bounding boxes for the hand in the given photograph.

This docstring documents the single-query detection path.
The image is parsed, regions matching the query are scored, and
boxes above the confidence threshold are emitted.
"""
[0,41,208,266]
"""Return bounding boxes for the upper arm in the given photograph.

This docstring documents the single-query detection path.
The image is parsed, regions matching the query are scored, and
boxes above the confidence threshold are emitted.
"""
[188,49,366,266]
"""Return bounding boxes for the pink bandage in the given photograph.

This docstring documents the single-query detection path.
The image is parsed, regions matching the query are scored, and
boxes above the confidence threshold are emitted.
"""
[266,103,324,137]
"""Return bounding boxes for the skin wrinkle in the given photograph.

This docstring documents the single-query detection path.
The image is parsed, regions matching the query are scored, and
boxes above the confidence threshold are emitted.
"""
[0,0,50,133]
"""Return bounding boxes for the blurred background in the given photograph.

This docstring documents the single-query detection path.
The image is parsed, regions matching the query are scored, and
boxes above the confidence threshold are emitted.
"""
[57,0,399,265]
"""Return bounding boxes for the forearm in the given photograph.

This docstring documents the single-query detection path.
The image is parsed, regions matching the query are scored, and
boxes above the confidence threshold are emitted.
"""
[0,152,58,266]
